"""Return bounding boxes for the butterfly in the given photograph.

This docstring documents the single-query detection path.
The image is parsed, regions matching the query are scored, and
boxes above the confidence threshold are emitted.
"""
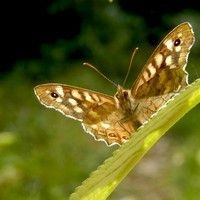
[34,22,195,146]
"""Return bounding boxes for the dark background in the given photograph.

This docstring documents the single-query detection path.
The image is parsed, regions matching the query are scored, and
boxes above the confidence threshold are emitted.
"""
[0,1,200,199]
[1,0,199,74]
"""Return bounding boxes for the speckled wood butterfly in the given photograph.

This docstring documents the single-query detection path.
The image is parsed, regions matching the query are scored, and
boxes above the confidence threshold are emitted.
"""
[34,22,195,146]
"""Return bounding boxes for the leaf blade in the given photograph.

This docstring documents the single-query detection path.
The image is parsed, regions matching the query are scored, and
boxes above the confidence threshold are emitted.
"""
[70,79,200,200]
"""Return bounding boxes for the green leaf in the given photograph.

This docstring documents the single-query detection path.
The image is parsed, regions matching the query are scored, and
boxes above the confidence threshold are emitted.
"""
[69,79,200,200]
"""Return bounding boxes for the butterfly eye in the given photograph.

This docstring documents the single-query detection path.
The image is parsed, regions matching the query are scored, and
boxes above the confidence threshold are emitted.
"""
[50,92,59,98]
[174,38,181,46]
[123,91,128,99]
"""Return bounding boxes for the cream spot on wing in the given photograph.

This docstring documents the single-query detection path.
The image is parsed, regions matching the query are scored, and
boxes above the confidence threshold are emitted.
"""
[175,45,181,52]
[147,63,156,78]
[60,104,69,112]
[177,33,182,37]
[68,98,78,106]
[83,91,94,102]
[165,55,172,66]
[55,97,63,103]
[164,39,173,51]
[91,124,98,130]
[45,90,50,94]
[154,53,163,67]
[98,96,114,104]
[169,64,176,69]
[71,90,82,100]
[143,70,149,80]
[74,106,83,113]
[100,122,110,129]
[92,94,100,102]
[55,86,64,97]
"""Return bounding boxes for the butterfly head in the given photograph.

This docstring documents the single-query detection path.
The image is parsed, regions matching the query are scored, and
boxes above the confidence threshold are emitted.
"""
[114,85,132,110]
[115,85,128,98]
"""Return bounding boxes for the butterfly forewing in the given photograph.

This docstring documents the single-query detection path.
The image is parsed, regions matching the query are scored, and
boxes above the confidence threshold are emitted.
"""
[34,84,115,121]
[125,22,195,133]
[131,22,195,99]
[34,22,195,146]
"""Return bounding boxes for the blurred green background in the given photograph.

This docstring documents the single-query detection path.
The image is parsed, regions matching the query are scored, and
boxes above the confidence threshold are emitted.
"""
[0,1,200,199]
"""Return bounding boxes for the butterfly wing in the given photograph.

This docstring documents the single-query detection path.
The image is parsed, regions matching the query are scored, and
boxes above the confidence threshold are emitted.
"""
[34,83,116,121]
[131,22,195,99]
[126,22,195,129]
[34,83,131,145]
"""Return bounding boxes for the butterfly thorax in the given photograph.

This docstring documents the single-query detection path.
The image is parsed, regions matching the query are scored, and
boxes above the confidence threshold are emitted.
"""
[114,85,138,114]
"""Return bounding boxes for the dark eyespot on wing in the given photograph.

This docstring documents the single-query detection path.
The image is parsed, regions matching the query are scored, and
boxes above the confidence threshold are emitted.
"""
[50,92,59,98]
[174,38,181,46]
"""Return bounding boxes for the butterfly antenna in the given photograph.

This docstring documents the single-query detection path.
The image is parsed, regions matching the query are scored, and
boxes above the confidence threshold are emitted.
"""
[83,62,118,88]
[122,47,139,87]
